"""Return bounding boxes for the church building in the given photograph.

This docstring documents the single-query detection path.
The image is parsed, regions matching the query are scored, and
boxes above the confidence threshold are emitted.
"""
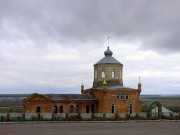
[23,47,142,114]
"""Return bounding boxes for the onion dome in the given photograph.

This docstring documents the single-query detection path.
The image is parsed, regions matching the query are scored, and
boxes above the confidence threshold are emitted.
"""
[104,46,113,56]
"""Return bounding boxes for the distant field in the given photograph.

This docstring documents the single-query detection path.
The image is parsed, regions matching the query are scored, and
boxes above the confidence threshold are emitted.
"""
[0,94,28,113]
[0,94,179,113]
[141,95,180,112]
[0,106,24,113]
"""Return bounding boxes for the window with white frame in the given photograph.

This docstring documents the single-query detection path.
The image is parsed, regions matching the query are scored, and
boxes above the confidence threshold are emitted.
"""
[125,94,129,100]
[116,94,120,100]
[121,94,124,100]
[130,104,133,113]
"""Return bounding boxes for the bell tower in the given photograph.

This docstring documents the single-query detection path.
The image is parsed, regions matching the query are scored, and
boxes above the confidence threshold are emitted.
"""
[93,47,123,88]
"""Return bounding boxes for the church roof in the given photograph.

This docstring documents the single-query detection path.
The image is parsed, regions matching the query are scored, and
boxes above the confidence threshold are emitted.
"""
[88,85,137,91]
[107,86,137,90]
[44,94,97,101]
[94,47,123,65]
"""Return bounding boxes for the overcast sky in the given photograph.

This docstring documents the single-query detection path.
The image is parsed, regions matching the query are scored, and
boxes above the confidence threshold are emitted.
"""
[0,0,180,94]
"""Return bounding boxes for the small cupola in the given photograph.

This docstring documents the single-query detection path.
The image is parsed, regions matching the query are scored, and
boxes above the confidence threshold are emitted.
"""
[104,46,113,57]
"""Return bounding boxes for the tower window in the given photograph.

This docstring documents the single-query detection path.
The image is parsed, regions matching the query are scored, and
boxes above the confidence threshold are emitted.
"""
[112,69,115,78]
[95,70,97,79]
[102,69,105,78]
[120,69,122,79]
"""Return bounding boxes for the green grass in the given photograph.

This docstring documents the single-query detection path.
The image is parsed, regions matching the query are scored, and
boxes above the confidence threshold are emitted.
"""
[0,106,24,113]
[141,99,180,112]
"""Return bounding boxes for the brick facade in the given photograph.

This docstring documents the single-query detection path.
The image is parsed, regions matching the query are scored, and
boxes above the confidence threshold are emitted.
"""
[23,47,141,114]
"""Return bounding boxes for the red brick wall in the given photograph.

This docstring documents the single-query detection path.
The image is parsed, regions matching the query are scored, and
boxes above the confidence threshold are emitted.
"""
[84,89,141,114]
[23,95,97,113]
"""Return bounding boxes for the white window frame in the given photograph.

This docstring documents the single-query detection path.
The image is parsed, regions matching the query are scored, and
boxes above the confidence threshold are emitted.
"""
[121,94,124,100]
[130,104,133,113]
[125,94,129,100]
[116,94,120,100]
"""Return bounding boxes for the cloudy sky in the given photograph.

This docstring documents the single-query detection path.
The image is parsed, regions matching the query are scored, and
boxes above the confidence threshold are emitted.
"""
[0,0,180,94]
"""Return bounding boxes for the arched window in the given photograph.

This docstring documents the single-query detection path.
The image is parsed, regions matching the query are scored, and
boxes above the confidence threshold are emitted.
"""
[53,105,57,113]
[130,104,133,113]
[112,69,115,78]
[116,94,120,100]
[60,106,63,113]
[95,70,97,79]
[121,94,124,100]
[86,105,89,113]
[111,104,115,113]
[102,69,105,78]
[70,105,74,113]
[76,105,79,113]
[125,94,129,100]
[36,106,41,113]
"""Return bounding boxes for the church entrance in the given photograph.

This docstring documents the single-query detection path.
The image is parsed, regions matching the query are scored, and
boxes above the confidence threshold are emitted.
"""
[111,104,115,113]
[129,104,133,113]
[36,106,41,113]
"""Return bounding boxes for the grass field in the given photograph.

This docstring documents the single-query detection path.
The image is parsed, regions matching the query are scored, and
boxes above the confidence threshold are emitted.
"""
[140,95,180,112]
[0,106,24,113]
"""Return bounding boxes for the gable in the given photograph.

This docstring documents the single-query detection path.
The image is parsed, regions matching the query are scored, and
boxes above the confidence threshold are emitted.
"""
[24,94,50,102]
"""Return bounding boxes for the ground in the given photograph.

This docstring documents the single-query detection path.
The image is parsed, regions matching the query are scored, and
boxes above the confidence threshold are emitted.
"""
[0,122,179,135]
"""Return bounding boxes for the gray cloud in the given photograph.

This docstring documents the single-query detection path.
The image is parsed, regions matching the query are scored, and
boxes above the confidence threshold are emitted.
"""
[0,0,180,94]
[0,0,180,52]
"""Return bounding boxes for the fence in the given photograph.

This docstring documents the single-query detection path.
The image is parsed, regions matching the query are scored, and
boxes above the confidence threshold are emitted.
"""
[0,112,179,121]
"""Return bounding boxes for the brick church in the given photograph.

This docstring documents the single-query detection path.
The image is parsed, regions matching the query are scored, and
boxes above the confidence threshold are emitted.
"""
[23,47,142,114]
